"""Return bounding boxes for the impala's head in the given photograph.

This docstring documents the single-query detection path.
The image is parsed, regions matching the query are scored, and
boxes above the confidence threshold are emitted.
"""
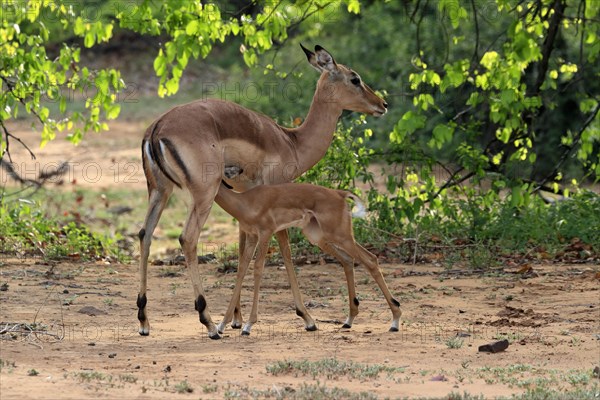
[301,44,388,117]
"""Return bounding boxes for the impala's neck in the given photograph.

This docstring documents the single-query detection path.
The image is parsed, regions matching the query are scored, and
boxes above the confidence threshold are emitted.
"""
[287,83,343,176]
[215,183,246,222]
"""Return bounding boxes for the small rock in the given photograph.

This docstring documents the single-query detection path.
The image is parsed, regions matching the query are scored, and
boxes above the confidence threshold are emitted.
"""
[163,365,171,373]
[108,353,117,358]
[478,339,509,353]
[78,306,107,316]
[430,375,448,382]
[593,366,599,379]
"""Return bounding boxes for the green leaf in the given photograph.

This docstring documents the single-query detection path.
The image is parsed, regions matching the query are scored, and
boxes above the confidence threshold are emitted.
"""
[106,104,120,120]
[154,50,167,76]
[390,111,427,143]
[432,124,455,147]
[84,32,95,48]
[347,0,361,14]
[186,20,200,36]
[480,51,499,70]
[95,72,109,95]
[165,78,179,95]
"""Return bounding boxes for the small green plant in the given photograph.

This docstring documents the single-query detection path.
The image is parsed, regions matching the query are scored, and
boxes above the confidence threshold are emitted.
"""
[0,359,16,372]
[494,332,524,344]
[174,380,193,394]
[266,358,403,380]
[169,283,181,295]
[74,371,109,382]
[446,336,464,349]
[202,383,218,393]
[27,369,39,376]
[119,374,137,384]
[62,295,79,306]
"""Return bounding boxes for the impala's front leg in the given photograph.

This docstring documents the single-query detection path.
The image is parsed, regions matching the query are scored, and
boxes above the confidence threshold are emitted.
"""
[320,242,359,328]
[340,260,359,329]
[218,234,257,334]
[180,202,220,339]
[242,237,270,336]
[276,230,317,331]
[230,229,247,330]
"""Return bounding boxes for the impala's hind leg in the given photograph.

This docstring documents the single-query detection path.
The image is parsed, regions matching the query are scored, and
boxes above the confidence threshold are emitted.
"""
[319,242,359,329]
[340,241,402,332]
[138,183,173,336]
[179,198,221,339]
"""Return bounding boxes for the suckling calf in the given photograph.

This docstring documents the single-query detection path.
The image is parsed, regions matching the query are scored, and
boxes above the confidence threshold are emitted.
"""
[215,178,401,336]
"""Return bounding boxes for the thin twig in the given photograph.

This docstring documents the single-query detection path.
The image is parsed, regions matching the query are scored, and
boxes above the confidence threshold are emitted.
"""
[0,120,37,161]
[470,0,480,63]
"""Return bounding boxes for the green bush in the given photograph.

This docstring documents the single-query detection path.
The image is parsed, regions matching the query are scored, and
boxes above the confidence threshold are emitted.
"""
[295,118,599,266]
[0,199,127,262]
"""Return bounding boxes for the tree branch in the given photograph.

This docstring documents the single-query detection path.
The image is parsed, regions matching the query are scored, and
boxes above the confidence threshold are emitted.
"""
[530,0,566,97]
[1,76,46,132]
[470,0,480,63]
[0,119,36,162]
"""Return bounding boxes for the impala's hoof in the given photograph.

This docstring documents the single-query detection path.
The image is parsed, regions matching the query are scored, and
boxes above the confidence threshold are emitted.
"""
[241,330,250,336]
[231,322,242,329]
[342,323,352,329]
[389,326,399,332]
[138,328,149,336]
[305,325,318,332]
[208,332,222,340]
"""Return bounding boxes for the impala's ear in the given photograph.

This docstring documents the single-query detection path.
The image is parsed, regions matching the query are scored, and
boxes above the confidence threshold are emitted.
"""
[301,43,338,73]
[314,45,338,73]
[300,43,320,72]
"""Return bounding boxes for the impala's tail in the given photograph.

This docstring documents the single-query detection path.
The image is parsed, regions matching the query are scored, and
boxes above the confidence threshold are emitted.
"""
[346,193,367,219]
[142,119,188,190]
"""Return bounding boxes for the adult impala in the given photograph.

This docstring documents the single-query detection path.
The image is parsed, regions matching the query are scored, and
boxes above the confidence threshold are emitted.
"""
[137,44,387,339]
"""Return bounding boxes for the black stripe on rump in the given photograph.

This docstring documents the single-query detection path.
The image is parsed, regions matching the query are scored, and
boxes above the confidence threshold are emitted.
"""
[149,122,182,188]
[160,138,192,184]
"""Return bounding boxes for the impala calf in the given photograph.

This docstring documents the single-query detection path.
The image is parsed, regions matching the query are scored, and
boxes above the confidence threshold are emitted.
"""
[137,44,387,340]
[215,180,402,336]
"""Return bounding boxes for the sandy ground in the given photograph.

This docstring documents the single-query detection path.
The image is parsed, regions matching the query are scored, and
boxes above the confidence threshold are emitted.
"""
[1,259,599,399]
[1,121,599,399]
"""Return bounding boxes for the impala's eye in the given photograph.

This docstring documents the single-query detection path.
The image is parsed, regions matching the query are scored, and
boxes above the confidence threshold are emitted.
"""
[350,77,361,86]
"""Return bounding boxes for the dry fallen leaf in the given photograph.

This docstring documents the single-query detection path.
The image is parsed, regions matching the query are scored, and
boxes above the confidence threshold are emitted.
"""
[517,264,532,274]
